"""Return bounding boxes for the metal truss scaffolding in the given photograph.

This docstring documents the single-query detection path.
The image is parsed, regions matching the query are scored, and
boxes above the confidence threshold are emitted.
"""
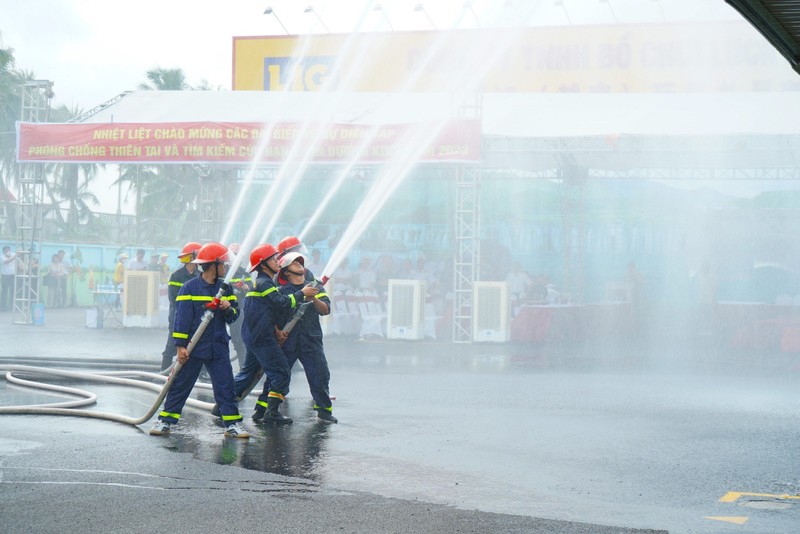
[197,165,222,243]
[452,164,481,343]
[451,94,483,343]
[13,81,53,325]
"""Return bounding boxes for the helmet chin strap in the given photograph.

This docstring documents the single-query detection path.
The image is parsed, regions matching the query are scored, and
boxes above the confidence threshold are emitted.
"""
[285,269,305,277]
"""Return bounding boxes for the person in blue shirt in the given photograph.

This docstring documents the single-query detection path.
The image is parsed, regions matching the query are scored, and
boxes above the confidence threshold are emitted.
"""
[149,242,248,439]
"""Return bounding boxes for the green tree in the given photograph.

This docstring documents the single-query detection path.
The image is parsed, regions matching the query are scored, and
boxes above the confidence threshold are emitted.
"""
[138,67,189,91]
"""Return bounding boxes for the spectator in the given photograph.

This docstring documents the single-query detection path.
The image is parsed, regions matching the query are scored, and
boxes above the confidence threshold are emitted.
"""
[113,253,127,289]
[355,256,377,292]
[331,257,354,291]
[159,253,170,284]
[46,253,66,307]
[127,249,148,271]
[147,253,161,272]
[1,246,16,311]
[306,249,324,277]
[545,282,560,305]
[56,250,70,307]
[505,261,532,300]
[374,254,397,297]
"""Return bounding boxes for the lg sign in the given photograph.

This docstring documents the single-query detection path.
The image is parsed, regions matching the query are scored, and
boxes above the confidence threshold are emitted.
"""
[263,57,333,91]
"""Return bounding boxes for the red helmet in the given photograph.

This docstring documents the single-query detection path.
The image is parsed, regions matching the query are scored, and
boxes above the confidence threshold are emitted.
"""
[248,243,279,272]
[277,235,308,257]
[178,242,201,261]
[191,242,231,264]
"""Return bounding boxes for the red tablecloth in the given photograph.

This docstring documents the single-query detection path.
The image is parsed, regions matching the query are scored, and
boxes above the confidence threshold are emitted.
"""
[510,303,633,343]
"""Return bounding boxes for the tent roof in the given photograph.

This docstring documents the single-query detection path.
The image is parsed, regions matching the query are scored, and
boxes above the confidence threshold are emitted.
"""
[726,0,800,75]
[78,90,800,137]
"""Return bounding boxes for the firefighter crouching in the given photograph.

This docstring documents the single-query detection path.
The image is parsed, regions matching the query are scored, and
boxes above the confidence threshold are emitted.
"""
[150,242,249,439]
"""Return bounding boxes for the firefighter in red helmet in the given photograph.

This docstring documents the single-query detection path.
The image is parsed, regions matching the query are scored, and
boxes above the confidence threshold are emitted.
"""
[160,242,201,371]
[226,243,319,423]
[276,252,337,423]
[150,242,249,439]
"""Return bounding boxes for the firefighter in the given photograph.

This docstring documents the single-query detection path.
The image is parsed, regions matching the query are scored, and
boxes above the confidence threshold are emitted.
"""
[160,242,201,371]
[277,235,308,260]
[149,242,249,439]
[276,252,337,423]
[226,243,249,365]
[232,243,318,423]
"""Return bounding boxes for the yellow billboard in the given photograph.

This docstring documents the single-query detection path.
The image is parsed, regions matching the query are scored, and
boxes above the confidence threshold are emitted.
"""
[233,22,800,94]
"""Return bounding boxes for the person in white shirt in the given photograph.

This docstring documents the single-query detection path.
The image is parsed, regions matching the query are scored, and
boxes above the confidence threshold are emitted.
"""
[127,249,148,271]
[505,262,532,300]
[1,246,16,311]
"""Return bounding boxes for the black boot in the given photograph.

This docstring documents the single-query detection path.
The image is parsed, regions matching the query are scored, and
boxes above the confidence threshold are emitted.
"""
[252,408,265,423]
[316,407,338,423]
[263,397,292,424]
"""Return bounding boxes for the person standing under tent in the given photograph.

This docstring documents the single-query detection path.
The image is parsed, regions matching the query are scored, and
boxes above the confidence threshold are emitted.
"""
[306,248,324,278]
[127,249,148,271]
[158,253,170,284]
[276,252,337,423]
[149,242,248,439]
[56,250,70,307]
[225,243,318,424]
[160,242,201,371]
[226,243,250,365]
[0,246,16,311]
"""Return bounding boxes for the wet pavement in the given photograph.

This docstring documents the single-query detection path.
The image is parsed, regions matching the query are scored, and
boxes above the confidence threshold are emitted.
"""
[1,307,799,533]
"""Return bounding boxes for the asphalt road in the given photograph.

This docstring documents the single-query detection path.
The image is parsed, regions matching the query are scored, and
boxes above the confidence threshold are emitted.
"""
[1,307,799,533]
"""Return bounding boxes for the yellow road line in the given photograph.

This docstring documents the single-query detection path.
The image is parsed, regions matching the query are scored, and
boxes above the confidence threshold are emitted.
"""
[720,491,800,503]
[705,516,749,525]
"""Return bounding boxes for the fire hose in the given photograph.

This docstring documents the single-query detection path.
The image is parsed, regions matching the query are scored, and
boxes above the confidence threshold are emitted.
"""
[0,284,229,426]
[233,277,327,402]
[234,300,313,402]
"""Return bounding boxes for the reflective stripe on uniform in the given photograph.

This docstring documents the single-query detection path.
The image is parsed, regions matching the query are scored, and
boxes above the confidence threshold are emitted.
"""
[245,287,278,298]
[159,411,181,419]
[172,332,189,339]
[168,281,183,287]
[221,414,243,421]
[176,295,213,302]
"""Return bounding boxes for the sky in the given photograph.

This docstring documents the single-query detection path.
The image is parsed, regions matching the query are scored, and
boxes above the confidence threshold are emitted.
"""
[0,0,785,212]
[0,0,745,111]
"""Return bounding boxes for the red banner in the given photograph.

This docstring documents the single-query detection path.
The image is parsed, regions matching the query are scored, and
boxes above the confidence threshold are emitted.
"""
[16,120,481,164]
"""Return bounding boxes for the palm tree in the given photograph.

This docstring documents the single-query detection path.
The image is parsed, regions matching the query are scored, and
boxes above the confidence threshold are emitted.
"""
[138,67,189,91]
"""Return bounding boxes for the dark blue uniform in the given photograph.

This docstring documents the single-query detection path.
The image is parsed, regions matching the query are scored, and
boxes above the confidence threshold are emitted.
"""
[157,276,241,425]
[160,264,198,369]
[234,273,305,412]
[277,277,333,413]
[227,266,250,362]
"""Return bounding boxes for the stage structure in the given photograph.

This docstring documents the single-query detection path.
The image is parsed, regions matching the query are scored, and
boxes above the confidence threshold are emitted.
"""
[14,83,800,341]
[13,80,53,325]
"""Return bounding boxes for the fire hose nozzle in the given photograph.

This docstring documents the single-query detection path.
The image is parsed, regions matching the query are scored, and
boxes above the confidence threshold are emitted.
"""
[205,282,230,310]
[320,276,329,285]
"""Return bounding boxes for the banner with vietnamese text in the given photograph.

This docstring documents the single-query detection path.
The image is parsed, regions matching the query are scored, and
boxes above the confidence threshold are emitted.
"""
[16,120,482,164]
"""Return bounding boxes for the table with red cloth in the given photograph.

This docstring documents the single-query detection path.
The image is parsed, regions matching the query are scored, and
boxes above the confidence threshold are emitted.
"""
[510,302,633,343]
[716,301,800,352]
